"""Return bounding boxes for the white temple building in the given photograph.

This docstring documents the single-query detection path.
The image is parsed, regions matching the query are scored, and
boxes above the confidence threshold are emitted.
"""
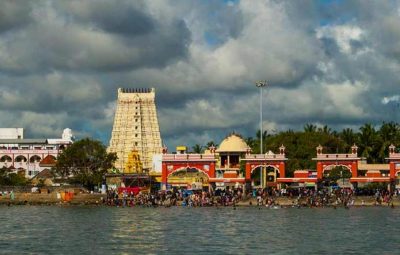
[0,128,74,178]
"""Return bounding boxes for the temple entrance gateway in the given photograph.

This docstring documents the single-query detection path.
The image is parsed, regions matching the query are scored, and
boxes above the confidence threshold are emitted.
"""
[242,145,287,189]
[322,166,352,187]
[167,168,209,190]
[312,144,392,189]
[161,152,216,190]
[313,144,359,181]
[250,166,280,188]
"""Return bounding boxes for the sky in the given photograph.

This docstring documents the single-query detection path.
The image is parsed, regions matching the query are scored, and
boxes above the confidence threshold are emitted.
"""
[1,0,400,149]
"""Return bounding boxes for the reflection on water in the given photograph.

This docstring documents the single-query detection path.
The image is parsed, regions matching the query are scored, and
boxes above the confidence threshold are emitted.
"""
[0,206,399,254]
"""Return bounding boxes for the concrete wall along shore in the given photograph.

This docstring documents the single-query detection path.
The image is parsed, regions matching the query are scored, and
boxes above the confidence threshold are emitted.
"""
[0,190,105,205]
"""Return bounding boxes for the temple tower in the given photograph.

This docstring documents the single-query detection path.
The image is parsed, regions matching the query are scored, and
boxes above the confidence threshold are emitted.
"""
[108,88,162,171]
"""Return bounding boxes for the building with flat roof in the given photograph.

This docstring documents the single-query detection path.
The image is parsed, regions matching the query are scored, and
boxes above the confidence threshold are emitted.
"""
[0,128,74,178]
[0,128,24,139]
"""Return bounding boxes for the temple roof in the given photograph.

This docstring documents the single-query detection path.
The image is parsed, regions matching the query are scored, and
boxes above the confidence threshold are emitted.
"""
[33,169,53,179]
[39,155,56,167]
[216,133,248,152]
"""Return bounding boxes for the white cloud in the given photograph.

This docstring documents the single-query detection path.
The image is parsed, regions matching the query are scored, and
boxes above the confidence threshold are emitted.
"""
[382,95,400,104]
[316,25,364,54]
[324,80,369,117]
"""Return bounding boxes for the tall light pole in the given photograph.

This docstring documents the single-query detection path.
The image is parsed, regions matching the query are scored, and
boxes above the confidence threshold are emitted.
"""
[256,80,267,154]
[256,80,267,188]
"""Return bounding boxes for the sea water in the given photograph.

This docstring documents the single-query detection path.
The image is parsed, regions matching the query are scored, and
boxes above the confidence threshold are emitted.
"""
[0,206,399,254]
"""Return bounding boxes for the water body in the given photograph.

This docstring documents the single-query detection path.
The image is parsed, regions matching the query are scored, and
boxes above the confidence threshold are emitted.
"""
[0,206,399,254]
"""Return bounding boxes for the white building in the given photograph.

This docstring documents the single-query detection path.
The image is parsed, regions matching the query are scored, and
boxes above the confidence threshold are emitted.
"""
[0,128,24,139]
[0,128,74,178]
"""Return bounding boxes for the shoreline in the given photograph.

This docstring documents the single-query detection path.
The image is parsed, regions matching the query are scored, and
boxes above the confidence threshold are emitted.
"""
[0,193,398,207]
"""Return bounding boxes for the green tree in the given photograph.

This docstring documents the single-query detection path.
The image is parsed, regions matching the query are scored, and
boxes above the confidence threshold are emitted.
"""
[7,173,28,186]
[318,125,332,135]
[245,137,256,152]
[327,166,352,182]
[0,167,28,186]
[205,141,217,149]
[192,144,203,153]
[340,128,358,149]
[377,122,400,161]
[358,124,379,163]
[55,138,117,189]
[304,123,317,133]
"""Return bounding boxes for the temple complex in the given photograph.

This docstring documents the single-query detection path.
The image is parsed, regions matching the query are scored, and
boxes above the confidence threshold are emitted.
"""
[157,133,400,191]
[160,133,288,191]
[108,88,162,172]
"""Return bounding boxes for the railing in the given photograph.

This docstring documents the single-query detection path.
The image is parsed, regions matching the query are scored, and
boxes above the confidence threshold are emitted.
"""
[389,153,400,158]
[0,149,60,154]
[162,154,216,161]
[314,154,358,159]
[244,154,286,159]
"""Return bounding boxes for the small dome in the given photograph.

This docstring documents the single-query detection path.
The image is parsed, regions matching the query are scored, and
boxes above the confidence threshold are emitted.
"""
[62,128,73,140]
[216,134,248,152]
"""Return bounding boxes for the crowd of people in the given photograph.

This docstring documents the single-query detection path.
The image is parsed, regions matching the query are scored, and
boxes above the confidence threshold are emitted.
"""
[104,186,397,208]
[105,187,245,207]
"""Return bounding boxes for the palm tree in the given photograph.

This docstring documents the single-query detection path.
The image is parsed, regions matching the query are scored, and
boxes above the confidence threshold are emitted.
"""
[379,122,399,143]
[256,130,268,140]
[192,144,203,153]
[206,141,217,149]
[358,123,378,163]
[245,137,256,151]
[340,128,358,147]
[304,123,317,133]
[377,122,400,161]
[318,125,332,135]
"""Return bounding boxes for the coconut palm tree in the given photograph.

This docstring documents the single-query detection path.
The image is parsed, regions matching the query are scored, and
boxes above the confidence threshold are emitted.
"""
[245,137,256,151]
[192,144,203,153]
[340,128,358,148]
[206,141,217,149]
[304,123,317,133]
[358,123,379,163]
[377,122,400,161]
[318,125,332,135]
[379,122,399,143]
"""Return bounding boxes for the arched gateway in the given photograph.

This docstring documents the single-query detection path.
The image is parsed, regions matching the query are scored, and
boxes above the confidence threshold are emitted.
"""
[161,152,216,190]
[312,144,360,180]
[242,145,287,188]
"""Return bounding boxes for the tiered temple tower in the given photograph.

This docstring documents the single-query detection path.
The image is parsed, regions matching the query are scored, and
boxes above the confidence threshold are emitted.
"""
[108,88,162,172]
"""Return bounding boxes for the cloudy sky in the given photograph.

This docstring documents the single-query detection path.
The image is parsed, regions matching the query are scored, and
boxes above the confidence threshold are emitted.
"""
[1,0,400,149]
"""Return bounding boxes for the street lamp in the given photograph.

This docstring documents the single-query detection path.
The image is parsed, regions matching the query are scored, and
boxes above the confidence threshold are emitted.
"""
[256,80,267,188]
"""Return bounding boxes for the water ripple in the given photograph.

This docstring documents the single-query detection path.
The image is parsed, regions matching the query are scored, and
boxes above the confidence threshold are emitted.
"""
[0,206,399,254]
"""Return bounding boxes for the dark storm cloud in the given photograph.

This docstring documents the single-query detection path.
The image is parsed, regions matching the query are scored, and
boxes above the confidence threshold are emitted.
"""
[0,1,32,33]
[0,0,191,74]
[1,0,400,149]
[67,2,155,36]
